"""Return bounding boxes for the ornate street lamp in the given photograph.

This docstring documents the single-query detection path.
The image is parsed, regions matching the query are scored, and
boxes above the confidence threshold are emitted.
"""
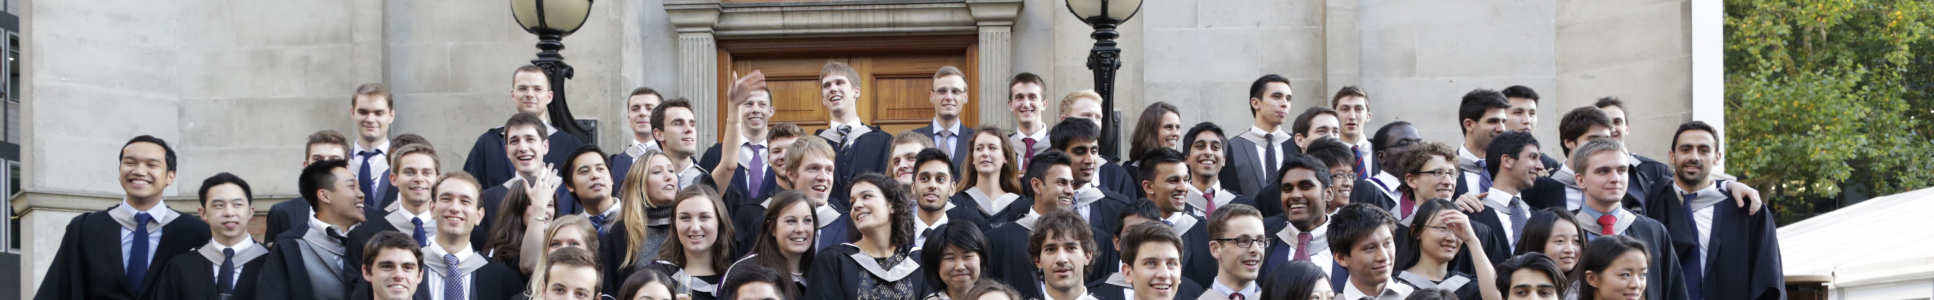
[512,0,595,141]
[1066,0,1142,159]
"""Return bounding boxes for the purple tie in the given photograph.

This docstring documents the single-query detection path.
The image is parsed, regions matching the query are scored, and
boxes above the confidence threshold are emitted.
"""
[748,144,766,197]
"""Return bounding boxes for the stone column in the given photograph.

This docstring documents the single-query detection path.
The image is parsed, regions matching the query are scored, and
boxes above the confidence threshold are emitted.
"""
[666,0,723,147]
[969,0,1023,132]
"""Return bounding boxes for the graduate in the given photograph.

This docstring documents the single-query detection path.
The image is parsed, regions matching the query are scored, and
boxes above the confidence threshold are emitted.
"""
[1220,74,1300,198]
[1124,102,1183,184]
[346,144,444,266]
[813,61,893,211]
[1256,154,1337,283]
[1023,210,1103,300]
[1592,98,1676,208]
[1047,120,1132,283]
[1348,122,1421,214]
[702,84,779,209]
[1514,208,1587,300]
[141,173,265,300]
[723,191,816,295]
[1178,122,1246,219]
[561,145,620,238]
[1327,204,1412,300]
[729,136,851,253]
[361,232,427,300]
[1525,108,1763,213]
[603,149,680,295]
[1567,139,1688,300]
[368,134,434,218]
[479,112,576,248]
[907,66,978,170]
[886,132,935,186]
[967,279,1027,300]
[651,98,713,190]
[254,159,369,300]
[267,130,351,243]
[1090,201,1204,300]
[1114,222,1188,300]
[920,223,991,300]
[1301,137,1359,215]
[349,83,398,220]
[1643,121,1785,300]
[1392,200,1498,300]
[1005,73,1054,172]
[953,127,1028,226]
[648,185,735,300]
[1493,253,1568,300]
[609,87,665,190]
[1450,89,1510,196]
[910,148,991,247]
[980,151,1078,293]
[414,172,526,300]
[1576,236,1652,300]
[1388,142,1512,275]
[1134,148,1215,283]
[463,65,586,197]
[616,268,679,300]
[1256,261,1334,300]
[1474,132,1543,250]
[536,247,604,300]
[1199,204,1268,300]
[719,264,793,300]
[806,173,926,300]
[479,171,559,277]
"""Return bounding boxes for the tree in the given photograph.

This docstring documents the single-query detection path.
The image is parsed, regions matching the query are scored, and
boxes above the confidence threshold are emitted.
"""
[1725,0,1934,225]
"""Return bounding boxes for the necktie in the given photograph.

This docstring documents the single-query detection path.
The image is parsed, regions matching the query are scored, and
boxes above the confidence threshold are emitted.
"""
[127,212,152,292]
[1263,133,1278,176]
[218,248,236,294]
[1681,191,1707,300]
[411,217,428,247]
[1022,137,1038,168]
[357,150,381,208]
[589,214,609,236]
[1293,232,1313,261]
[836,125,854,148]
[1597,214,1617,235]
[1508,197,1528,240]
[1399,195,1415,219]
[919,227,934,241]
[1353,145,1368,180]
[1476,160,1493,192]
[1230,292,1245,300]
[937,130,955,157]
[444,254,465,300]
[749,144,767,197]
[1204,189,1217,216]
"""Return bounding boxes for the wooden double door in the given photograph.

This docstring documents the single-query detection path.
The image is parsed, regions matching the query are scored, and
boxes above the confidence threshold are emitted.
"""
[716,35,981,137]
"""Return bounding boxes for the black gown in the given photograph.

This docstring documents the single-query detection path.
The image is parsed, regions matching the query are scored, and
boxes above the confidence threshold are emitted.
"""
[36,206,211,300]
[139,242,269,300]
[461,126,586,197]
[1578,209,1690,300]
[805,244,926,300]
[251,230,365,300]
[820,127,893,211]
[1643,182,1785,300]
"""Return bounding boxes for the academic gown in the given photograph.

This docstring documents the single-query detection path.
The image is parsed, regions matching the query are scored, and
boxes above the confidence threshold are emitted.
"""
[1220,136,1301,200]
[1578,209,1691,300]
[1095,162,1143,202]
[1258,216,1346,292]
[820,127,893,210]
[982,222,1043,300]
[1087,272,1205,300]
[953,190,1030,228]
[716,159,781,210]
[806,244,927,300]
[1392,213,1510,279]
[1643,182,1786,300]
[1350,178,1398,214]
[1521,176,1645,213]
[1393,271,1479,300]
[342,211,434,273]
[266,197,311,244]
[1165,213,1218,285]
[1626,155,1674,212]
[413,257,524,300]
[253,230,365,300]
[140,242,269,300]
[461,126,586,196]
[907,125,977,172]
[1074,190,1131,287]
[609,151,639,196]
[599,217,676,297]
[478,182,576,252]
[35,206,211,300]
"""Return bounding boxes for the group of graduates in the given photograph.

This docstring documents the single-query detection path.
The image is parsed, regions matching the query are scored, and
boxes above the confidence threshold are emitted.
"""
[35,61,1785,300]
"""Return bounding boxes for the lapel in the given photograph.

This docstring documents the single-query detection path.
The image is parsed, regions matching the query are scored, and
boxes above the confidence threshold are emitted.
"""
[85,213,130,282]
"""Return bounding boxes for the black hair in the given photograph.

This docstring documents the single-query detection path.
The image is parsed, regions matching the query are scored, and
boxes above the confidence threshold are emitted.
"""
[914,148,957,181]
[1302,137,1355,172]
[1495,253,1570,297]
[1578,235,1650,298]
[563,144,608,188]
[1117,221,1185,265]
[921,223,992,292]
[1182,122,1226,157]
[1260,260,1329,300]
[1326,203,1398,257]
[1485,131,1541,178]
[1291,106,1340,137]
[1371,121,1418,153]
[1247,74,1293,115]
[1048,119,1100,151]
[1557,106,1613,156]
[1592,96,1624,110]
[1458,89,1510,136]
[198,172,254,206]
[1024,151,1073,193]
[848,173,917,253]
[300,159,350,208]
[121,135,178,172]
[1671,121,1721,153]
[1276,153,1334,189]
[1396,199,1458,271]
[618,269,680,300]
[360,231,422,268]
[1135,148,1187,181]
[720,263,794,300]
[1516,208,1588,270]
[1501,85,1541,102]
[651,97,695,134]
[1117,199,1164,228]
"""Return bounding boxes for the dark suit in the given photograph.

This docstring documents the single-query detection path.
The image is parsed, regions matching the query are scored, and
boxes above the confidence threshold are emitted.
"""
[140,245,268,300]
[704,145,781,208]
[1220,134,1300,206]
[819,127,892,211]
[907,124,976,171]
[36,206,211,300]
[1626,154,1674,213]
[461,126,585,195]
[266,197,311,244]
[608,151,638,197]
[1095,162,1143,200]
[1644,182,1786,300]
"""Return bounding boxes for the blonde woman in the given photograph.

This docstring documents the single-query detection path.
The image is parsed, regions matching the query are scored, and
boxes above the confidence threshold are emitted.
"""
[602,149,682,295]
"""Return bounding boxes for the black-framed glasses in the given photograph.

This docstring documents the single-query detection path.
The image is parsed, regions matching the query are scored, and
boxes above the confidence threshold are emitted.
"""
[1212,236,1268,249]
[1412,169,1458,178]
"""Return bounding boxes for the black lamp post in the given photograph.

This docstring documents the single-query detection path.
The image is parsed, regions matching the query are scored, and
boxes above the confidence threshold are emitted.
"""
[512,0,595,142]
[1067,0,1143,159]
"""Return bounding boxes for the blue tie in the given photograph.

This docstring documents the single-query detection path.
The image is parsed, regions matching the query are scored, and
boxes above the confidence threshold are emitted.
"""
[411,217,428,247]
[1680,192,1705,300]
[444,254,465,300]
[218,248,236,294]
[127,212,153,292]
[357,150,380,208]
[589,215,608,236]
[1476,160,1494,192]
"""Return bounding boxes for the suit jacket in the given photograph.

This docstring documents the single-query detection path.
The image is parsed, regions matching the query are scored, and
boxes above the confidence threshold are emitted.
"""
[1220,135,1300,201]
[1579,211,1691,300]
[36,206,211,300]
[1626,154,1674,213]
[462,127,586,194]
[410,258,524,300]
[1096,162,1143,200]
[1643,182,1786,300]
[820,127,893,210]
[267,197,311,244]
[1350,178,1398,214]
[140,243,269,300]
[711,149,782,208]
[609,152,638,196]
[908,124,977,171]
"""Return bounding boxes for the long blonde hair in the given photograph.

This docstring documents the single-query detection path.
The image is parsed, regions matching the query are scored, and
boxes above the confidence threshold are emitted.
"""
[619,150,674,269]
[523,215,601,296]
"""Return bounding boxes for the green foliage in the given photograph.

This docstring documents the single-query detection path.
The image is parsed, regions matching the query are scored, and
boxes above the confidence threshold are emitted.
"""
[1725,0,1934,224]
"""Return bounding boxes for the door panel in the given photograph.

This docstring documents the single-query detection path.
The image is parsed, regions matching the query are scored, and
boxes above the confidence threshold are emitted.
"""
[722,52,977,138]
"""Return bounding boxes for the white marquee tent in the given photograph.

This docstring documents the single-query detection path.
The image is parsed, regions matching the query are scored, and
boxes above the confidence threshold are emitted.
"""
[1780,186,1934,299]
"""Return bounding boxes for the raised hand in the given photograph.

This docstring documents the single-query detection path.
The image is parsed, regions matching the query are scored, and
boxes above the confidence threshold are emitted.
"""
[726,70,767,107]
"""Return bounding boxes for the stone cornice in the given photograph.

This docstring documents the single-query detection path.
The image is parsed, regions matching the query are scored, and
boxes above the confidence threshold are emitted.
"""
[666,0,1022,38]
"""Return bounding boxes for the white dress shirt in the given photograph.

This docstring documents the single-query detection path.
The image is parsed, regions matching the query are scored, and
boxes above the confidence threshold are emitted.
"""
[207,236,261,288]
[424,241,481,300]
[1239,126,1292,175]
[115,199,179,268]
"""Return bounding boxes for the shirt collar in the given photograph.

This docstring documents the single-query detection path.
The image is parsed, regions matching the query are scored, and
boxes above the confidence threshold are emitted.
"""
[427,239,478,262]
[1481,189,1521,211]
[354,140,391,155]
[114,198,180,227]
[915,207,951,234]
[930,118,962,136]
[1210,280,1259,299]
[1343,280,1410,300]
[586,200,623,220]
[211,235,260,253]
[1245,126,1289,142]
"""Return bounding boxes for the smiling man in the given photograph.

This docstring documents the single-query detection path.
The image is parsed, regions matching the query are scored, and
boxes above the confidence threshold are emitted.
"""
[416,171,525,300]
[1137,148,1216,283]
[1008,73,1053,170]
[144,173,266,299]
[610,87,665,190]
[1257,153,1338,283]
[815,61,894,210]
[911,148,990,247]
[1201,204,1266,300]
[349,83,397,214]
[360,232,425,300]
[564,145,618,239]
[463,65,585,195]
[256,159,369,300]
[345,143,444,270]
[38,135,211,299]
[910,66,978,170]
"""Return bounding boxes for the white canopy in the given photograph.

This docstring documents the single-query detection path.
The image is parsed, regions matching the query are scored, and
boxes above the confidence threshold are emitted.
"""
[1779,186,1934,298]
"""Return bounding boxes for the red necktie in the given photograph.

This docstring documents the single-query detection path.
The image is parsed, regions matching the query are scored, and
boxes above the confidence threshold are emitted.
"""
[1230,293,1245,300]
[1204,189,1217,215]
[1023,138,1037,163]
[1399,195,1416,219]
[1293,232,1313,261]
[1597,214,1617,235]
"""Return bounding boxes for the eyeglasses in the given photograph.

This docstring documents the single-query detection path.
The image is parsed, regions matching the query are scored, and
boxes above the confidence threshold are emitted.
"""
[1412,169,1458,178]
[1212,236,1268,249]
[1330,170,1358,182]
